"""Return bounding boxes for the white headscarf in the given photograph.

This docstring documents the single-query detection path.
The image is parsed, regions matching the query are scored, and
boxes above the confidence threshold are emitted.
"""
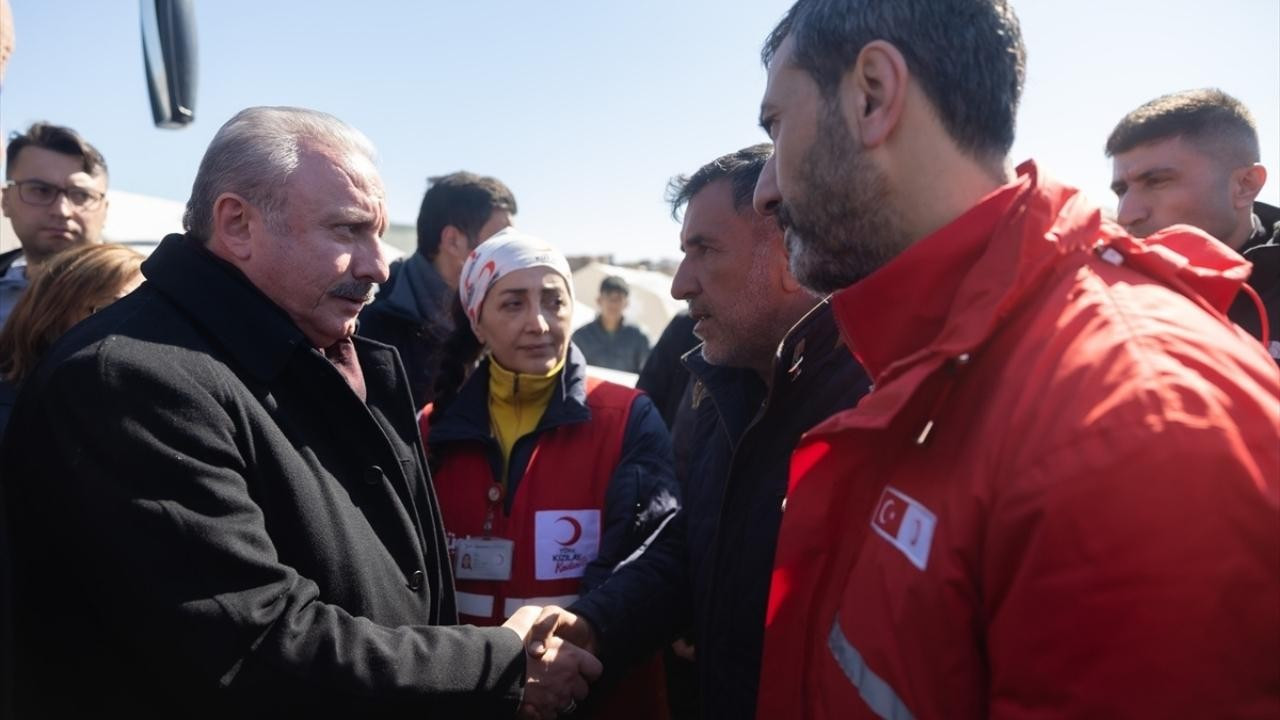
[457,227,574,335]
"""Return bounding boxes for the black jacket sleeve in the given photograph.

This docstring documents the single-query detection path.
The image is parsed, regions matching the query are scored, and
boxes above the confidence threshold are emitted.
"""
[581,394,679,594]
[572,394,688,668]
[8,347,526,714]
[571,506,690,670]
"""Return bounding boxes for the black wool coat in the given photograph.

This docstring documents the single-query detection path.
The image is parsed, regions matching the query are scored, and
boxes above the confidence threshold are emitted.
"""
[0,234,526,718]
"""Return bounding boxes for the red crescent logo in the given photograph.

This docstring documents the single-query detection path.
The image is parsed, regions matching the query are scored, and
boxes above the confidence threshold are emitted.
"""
[463,260,496,298]
[555,516,583,546]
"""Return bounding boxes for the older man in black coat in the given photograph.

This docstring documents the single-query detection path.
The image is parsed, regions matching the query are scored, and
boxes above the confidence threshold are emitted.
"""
[0,107,597,718]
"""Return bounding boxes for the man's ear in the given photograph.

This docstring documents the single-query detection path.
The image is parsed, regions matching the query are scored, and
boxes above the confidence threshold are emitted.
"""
[838,39,909,149]
[1232,163,1267,210]
[759,216,803,293]
[780,266,803,293]
[440,225,470,260]
[210,192,257,260]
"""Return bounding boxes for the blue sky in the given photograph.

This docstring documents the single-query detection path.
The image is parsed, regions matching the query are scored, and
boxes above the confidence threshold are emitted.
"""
[3,0,1277,261]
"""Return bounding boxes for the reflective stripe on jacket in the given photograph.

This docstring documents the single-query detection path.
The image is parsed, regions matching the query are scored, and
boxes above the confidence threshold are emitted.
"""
[429,375,635,623]
[424,347,678,720]
[758,162,1280,720]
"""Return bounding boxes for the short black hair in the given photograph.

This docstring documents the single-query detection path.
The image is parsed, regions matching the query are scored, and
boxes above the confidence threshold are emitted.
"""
[666,143,773,221]
[5,122,108,179]
[762,0,1025,161]
[416,171,517,260]
[599,275,629,296]
[1105,88,1260,166]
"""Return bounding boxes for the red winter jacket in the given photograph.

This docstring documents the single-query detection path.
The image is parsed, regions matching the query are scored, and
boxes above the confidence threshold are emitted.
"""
[757,162,1280,720]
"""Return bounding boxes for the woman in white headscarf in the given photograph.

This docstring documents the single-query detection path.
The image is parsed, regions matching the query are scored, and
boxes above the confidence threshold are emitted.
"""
[421,228,676,719]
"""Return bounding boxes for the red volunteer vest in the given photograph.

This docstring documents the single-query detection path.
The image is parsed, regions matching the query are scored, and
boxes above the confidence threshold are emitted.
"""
[426,376,670,720]
[426,376,637,622]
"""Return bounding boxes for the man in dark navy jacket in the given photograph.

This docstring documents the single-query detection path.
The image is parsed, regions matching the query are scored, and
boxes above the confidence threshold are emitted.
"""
[523,144,872,719]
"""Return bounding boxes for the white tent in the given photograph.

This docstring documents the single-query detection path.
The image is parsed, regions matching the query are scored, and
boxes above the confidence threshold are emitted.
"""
[570,261,681,343]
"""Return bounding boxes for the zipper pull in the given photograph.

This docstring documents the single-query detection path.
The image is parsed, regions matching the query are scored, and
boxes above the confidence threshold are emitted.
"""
[915,353,971,447]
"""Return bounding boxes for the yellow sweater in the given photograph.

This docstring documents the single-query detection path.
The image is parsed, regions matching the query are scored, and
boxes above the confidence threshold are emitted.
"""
[488,357,565,482]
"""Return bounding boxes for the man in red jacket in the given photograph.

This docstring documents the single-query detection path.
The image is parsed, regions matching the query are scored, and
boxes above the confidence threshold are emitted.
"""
[751,1,1280,718]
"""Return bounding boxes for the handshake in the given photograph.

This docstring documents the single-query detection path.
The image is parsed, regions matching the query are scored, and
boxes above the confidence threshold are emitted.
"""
[503,605,601,720]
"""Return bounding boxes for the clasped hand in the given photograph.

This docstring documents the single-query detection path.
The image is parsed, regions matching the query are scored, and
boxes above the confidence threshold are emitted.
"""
[503,605,601,719]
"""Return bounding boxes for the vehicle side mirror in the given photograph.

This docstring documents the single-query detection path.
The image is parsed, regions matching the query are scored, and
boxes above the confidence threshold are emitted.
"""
[141,0,197,129]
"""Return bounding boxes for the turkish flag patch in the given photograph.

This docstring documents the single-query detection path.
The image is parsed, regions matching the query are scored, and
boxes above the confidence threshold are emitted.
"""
[870,486,937,571]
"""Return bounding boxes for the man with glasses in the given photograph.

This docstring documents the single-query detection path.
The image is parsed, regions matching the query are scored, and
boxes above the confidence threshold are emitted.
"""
[1,122,109,327]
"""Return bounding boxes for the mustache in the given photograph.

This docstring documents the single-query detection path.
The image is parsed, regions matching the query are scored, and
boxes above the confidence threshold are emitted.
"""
[330,281,375,304]
[774,202,796,232]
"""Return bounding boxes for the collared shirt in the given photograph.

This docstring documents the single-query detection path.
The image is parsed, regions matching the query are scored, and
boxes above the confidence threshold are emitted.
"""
[0,253,28,330]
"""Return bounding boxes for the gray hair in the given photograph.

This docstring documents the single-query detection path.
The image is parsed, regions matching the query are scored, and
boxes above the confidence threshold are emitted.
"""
[182,106,378,240]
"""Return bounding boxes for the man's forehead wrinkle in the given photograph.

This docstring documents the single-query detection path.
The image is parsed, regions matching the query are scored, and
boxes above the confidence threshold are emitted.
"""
[299,139,382,189]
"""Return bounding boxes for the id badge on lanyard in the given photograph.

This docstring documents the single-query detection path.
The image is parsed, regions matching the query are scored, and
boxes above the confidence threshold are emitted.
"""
[455,482,514,581]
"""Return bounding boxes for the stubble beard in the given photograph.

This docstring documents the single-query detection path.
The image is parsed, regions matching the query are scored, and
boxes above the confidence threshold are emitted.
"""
[778,103,908,295]
[697,245,785,374]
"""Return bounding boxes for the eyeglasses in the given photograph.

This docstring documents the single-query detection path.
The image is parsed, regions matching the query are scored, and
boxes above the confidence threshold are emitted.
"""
[4,179,106,209]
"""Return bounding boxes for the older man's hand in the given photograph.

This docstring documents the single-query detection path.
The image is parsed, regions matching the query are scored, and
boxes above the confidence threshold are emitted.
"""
[503,605,545,640]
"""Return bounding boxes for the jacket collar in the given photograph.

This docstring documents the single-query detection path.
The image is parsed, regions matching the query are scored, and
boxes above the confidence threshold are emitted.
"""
[379,250,453,323]
[684,348,764,443]
[428,343,592,445]
[825,160,1255,436]
[769,297,845,390]
[684,298,837,439]
[141,233,309,384]
[0,248,21,276]
[834,164,1039,385]
[1242,201,1280,256]
[821,163,1075,437]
